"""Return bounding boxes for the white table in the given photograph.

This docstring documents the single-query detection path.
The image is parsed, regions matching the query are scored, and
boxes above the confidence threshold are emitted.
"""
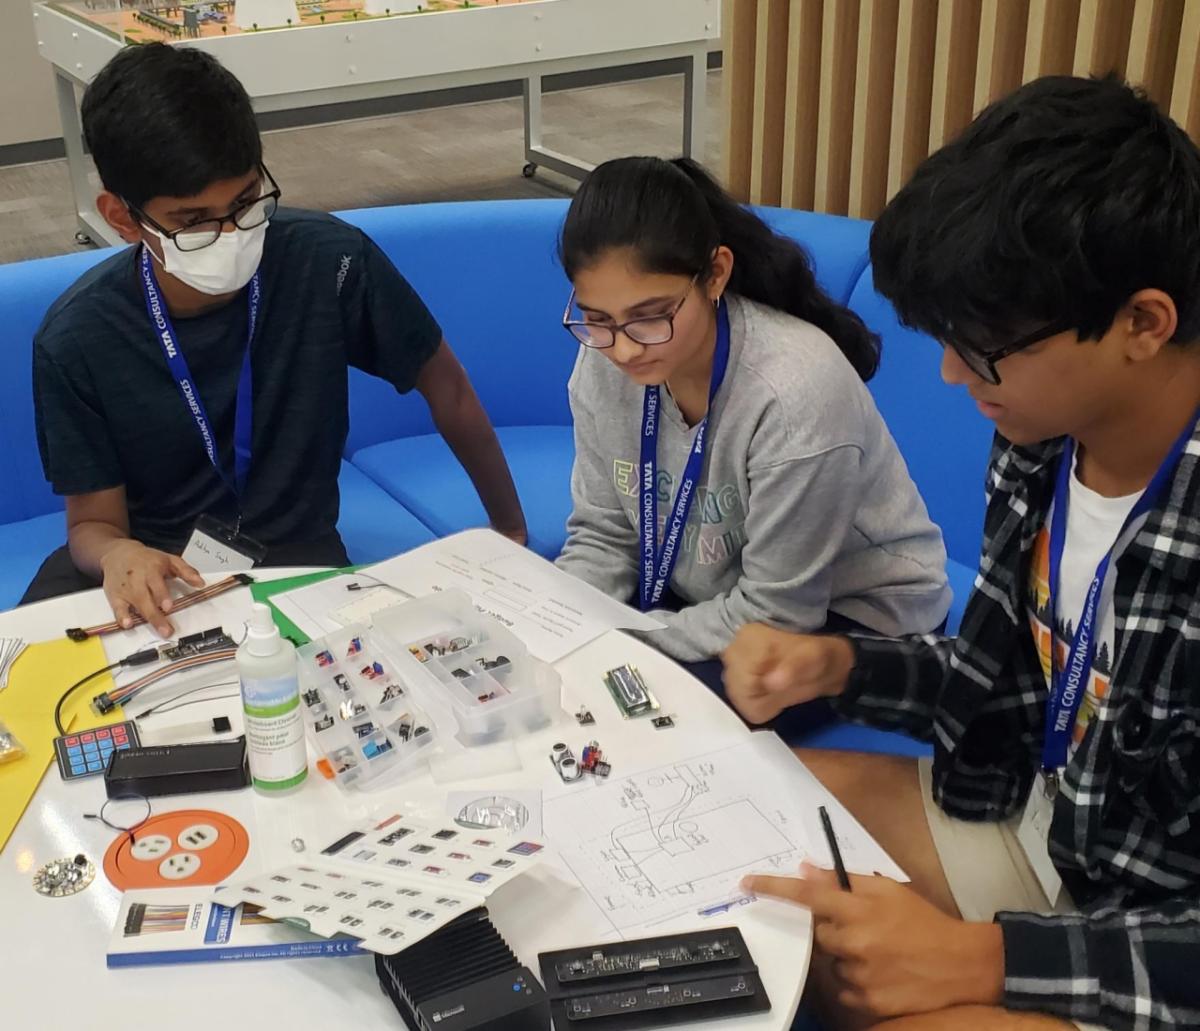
[31,0,720,248]
[0,569,811,1029]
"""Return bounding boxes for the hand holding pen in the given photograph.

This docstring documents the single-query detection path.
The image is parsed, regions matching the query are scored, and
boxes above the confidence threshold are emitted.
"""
[741,807,1005,1018]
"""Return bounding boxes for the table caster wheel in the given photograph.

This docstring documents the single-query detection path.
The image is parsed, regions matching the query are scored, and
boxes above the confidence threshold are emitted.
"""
[74,231,93,246]
[521,162,538,179]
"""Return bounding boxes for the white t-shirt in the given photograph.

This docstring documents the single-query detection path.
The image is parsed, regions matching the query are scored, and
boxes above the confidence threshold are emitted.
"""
[1026,457,1144,756]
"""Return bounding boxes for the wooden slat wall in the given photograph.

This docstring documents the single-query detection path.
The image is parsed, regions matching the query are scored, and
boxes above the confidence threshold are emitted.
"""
[781,0,825,209]
[1125,0,1185,104]
[928,0,982,152]
[749,0,792,204]
[1170,1,1200,139]
[725,0,1199,218]
[1073,0,1136,76]
[722,0,759,201]
[1024,0,1081,78]
[886,0,938,198]
[813,0,862,212]
[975,0,1031,114]
[848,0,901,217]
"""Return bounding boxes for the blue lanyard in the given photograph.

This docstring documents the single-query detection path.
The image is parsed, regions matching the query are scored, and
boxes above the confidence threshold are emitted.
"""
[638,299,732,611]
[1042,419,1195,774]
[138,246,258,500]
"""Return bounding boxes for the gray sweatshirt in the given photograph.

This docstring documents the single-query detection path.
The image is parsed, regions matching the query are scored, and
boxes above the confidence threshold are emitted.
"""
[556,294,951,662]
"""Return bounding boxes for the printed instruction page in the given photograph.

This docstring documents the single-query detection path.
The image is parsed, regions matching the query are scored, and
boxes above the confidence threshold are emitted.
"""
[366,529,664,663]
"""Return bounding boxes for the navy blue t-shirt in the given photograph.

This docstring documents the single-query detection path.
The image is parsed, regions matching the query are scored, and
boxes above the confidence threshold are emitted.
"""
[33,208,441,554]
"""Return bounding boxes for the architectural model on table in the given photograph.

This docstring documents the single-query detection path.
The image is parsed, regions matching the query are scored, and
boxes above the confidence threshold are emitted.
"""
[45,0,547,39]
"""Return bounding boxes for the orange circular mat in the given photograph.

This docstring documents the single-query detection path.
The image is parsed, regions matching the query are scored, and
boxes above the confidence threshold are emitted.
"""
[103,809,249,891]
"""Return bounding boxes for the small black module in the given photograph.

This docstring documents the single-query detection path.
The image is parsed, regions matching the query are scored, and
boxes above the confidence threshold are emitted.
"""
[538,926,770,1028]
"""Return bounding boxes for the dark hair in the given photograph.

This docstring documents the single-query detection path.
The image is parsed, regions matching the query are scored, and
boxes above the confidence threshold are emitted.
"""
[871,74,1200,351]
[559,156,880,380]
[82,43,261,209]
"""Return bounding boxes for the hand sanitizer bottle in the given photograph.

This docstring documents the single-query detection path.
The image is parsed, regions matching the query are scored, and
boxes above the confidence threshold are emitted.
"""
[238,603,307,795]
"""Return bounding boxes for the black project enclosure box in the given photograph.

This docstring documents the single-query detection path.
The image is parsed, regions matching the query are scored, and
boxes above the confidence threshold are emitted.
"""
[375,907,549,1031]
[538,926,770,1028]
[104,736,250,798]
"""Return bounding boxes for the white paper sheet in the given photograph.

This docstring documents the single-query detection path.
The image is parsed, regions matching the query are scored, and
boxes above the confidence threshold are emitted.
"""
[365,529,664,663]
[542,732,907,936]
[269,574,405,640]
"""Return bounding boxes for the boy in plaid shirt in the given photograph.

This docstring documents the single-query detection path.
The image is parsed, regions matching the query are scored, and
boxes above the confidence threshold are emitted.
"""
[724,76,1200,1031]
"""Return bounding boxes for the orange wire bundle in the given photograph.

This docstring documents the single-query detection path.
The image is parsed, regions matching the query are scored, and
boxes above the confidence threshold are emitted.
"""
[65,574,253,641]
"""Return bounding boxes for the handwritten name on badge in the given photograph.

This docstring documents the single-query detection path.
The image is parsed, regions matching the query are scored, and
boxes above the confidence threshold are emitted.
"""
[183,528,246,574]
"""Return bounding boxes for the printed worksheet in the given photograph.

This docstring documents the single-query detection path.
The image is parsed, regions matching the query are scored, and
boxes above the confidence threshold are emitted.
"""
[542,732,906,936]
[365,529,664,663]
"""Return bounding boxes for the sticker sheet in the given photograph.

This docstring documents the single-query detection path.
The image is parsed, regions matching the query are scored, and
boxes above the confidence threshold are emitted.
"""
[217,813,545,955]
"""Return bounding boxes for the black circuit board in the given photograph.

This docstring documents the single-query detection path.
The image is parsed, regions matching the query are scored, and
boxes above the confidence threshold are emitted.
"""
[555,938,740,983]
[161,631,235,660]
[564,974,755,1020]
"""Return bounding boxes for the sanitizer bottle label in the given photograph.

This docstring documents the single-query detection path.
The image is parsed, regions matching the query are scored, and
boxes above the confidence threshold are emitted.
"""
[242,675,308,791]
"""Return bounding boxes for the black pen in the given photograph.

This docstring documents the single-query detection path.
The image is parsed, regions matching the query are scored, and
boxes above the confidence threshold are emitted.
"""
[819,805,852,892]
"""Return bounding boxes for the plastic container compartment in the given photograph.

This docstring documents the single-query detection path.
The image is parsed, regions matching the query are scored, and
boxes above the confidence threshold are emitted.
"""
[297,624,434,792]
[373,590,562,746]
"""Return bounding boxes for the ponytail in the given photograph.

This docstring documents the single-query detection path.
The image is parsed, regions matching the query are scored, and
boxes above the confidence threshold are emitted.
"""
[559,156,880,381]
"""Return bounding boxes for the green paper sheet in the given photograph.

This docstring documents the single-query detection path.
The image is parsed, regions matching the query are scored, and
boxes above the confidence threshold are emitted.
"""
[249,567,361,645]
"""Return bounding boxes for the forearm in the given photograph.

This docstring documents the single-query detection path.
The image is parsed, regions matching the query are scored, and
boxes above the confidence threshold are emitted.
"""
[997,901,1200,1029]
[830,633,954,740]
[68,520,131,580]
[415,341,526,538]
[645,585,829,663]
[430,388,526,538]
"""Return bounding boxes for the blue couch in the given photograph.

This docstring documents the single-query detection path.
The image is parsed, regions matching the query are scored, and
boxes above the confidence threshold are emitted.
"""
[0,201,993,749]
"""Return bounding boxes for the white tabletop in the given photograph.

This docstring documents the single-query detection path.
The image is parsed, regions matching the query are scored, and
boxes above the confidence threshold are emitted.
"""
[0,569,811,1029]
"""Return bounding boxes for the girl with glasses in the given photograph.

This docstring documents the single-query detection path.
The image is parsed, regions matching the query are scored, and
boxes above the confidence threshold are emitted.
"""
[555,156,951,702]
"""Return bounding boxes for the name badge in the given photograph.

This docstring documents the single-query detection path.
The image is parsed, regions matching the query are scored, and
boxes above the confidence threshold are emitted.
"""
[183,514,266,574]
[1016,770,1064,906]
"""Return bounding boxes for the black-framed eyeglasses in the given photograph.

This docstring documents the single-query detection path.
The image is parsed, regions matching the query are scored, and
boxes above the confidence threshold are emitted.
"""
[130,165,281,253]
[562,274,699,349]
[84,793,151,847]
[943,318,1075,385]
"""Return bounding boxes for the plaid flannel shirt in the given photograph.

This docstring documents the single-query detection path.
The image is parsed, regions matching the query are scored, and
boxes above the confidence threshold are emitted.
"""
[834,429,1200,1031]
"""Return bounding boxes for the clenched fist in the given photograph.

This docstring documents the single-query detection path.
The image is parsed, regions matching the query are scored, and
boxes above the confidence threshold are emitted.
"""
[721,624,856,724]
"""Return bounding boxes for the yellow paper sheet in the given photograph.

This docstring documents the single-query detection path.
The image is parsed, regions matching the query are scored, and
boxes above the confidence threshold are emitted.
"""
[0,637,119,853]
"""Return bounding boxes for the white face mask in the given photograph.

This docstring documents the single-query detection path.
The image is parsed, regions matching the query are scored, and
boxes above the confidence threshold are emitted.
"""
[144,220,268,295]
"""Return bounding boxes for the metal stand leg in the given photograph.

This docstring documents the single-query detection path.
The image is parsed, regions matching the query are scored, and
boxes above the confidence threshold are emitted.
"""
[521,71,595,184]
[522,73,543,178]
[682,45,707,159]
[54,69,121,248]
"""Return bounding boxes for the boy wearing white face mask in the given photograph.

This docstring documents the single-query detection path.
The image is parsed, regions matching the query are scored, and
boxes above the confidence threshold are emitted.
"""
[24,43,527,635]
